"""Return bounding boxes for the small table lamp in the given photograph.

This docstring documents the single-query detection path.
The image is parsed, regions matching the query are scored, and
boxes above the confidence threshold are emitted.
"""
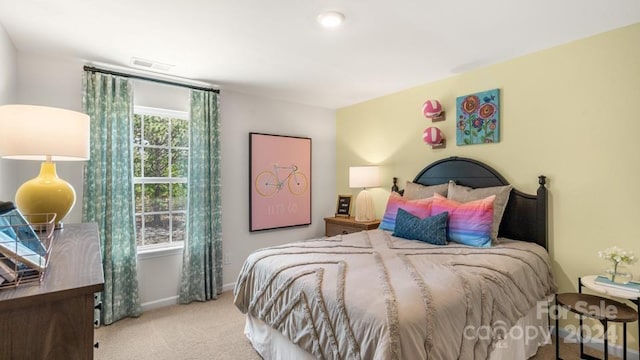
[349,166,380,222]
[0,105,90,229]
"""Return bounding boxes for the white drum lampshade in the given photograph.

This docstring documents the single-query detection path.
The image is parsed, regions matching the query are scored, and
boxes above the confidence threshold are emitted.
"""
[349,166,380,222]
[0,105,90,229]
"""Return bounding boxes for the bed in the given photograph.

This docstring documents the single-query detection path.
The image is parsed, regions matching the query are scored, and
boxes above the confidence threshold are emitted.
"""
[234,156,556,359]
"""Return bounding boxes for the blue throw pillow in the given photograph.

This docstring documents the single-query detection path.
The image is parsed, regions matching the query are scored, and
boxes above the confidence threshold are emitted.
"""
[392,208,448,245]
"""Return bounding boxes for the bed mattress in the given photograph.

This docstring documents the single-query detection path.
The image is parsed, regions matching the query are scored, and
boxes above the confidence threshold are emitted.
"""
[234,229,556,359]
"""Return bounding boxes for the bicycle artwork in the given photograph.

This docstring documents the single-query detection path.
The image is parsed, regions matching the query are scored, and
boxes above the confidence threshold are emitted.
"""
[255,164,309,197]
[250,133,312,231]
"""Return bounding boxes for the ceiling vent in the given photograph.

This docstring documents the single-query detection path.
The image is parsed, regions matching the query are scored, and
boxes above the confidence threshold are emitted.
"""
[130,57,174,72]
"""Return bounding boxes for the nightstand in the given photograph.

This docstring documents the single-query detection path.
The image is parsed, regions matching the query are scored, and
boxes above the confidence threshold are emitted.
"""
[555,276,639,360]
[324,217,380,237]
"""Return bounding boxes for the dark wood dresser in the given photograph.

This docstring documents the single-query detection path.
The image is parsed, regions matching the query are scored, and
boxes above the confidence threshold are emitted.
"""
[0,223,104,359]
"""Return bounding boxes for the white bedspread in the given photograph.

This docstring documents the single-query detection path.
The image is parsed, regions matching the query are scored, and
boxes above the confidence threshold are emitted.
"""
[234,229,556,360]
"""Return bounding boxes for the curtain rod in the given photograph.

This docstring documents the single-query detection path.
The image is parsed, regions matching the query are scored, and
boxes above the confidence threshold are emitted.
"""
[83,65,220,93]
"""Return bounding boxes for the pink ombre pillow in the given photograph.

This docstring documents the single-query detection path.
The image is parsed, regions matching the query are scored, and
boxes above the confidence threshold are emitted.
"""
[432,193,495,248]
[379,192,433,232]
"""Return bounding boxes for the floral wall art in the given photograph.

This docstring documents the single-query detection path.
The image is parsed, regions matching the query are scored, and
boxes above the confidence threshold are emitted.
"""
[456,88,500,145]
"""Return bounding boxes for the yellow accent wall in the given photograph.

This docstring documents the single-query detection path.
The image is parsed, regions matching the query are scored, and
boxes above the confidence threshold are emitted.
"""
[337,23,640,344]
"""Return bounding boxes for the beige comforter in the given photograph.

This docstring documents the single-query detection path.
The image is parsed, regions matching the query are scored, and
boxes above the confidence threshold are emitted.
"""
[234,229,556,360]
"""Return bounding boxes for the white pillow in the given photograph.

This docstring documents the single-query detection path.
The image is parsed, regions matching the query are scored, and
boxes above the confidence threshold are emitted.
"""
[402,181,448,200]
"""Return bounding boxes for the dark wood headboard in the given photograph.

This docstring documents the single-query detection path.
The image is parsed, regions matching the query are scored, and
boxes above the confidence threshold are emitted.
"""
[410,157,548,249]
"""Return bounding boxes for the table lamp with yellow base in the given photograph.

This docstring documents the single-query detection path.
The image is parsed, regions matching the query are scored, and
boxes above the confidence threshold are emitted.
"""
[0,105,90,229]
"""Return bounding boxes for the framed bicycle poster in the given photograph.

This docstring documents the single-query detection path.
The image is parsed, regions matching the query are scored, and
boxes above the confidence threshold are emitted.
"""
[250,133,312,231]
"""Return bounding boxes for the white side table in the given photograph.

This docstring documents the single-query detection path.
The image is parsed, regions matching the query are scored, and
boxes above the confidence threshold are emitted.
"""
[579,275,640,359]
[582,275,640,301]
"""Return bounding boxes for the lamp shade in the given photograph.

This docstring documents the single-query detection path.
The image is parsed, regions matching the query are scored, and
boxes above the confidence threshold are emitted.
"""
[349,166,380,189]
[0,104,90,229]
[0,104,90,161]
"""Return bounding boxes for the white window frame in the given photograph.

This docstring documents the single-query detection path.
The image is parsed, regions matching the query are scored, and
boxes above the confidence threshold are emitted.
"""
[133,105,189,251]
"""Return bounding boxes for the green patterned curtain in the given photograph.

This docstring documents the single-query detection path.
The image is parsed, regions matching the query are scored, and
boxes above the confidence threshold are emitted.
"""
[82,71,141,325]
[179,89,222,303]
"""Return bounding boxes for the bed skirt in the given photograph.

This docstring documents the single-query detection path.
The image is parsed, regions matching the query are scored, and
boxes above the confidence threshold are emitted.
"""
[244,297,552,360]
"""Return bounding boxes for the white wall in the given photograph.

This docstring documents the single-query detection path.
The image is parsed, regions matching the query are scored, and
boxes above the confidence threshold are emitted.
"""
[13,54,86,222]
[0,23,16,104]
[134,79,190,111]
[12,53,337,309]
[131,80,190,309]
[220,90,336,287]
[0,22,18,201]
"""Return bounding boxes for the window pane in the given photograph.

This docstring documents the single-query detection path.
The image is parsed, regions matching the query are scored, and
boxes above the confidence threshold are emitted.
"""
[144,183,170,212]
[144,214,169,245]
[172,213,186,242]
[134,184,143,212]
[133,109,190,250]
[171,118,189,147]
[133,114,143,145]
[145,115,169,146]
[135,215,143,246]
[172,183,187,210]
[172,149,189,178]
[144,148,169,177]
[133,147,142,177]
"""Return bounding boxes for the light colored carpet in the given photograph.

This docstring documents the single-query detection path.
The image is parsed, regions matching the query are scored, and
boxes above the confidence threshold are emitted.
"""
[95,291,618,360]
[95,291,261,360]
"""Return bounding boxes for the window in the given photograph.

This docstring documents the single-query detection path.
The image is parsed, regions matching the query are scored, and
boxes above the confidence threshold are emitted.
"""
[133,106,189,249]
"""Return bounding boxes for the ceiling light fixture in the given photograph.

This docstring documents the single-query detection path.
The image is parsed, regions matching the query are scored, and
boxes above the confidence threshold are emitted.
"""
[317,11,345,29]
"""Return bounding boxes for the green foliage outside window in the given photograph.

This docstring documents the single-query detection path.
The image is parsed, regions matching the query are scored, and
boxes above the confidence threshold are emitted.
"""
[133,112,189,247]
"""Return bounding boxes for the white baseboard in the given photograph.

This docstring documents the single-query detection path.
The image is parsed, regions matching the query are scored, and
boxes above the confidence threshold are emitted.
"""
[141,284,236,312]
[141,296,179,311]
[222,282,235,293]
[554,325,639,359]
